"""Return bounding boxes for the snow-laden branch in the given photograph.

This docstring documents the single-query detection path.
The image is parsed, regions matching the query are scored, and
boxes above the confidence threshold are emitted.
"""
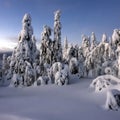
[90,75,120,92]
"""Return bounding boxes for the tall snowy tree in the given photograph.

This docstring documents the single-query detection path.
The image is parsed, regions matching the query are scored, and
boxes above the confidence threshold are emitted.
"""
[10,13,38,86]
[53,10,62,62]
[81,34,90,58]
[40,25,52,65]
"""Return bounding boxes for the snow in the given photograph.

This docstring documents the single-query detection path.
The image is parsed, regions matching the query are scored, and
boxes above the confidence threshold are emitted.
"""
[0,77,120,120]
[1,10,120,120]
[105,89,120,111]
[90,74,120,111]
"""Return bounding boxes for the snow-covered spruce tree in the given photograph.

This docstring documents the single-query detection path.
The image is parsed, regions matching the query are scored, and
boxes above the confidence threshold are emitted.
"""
[63,37,78,62]
[67,44,78,62]
[115,41,120,79]
[2,54,9,73]
[99,34,113,70]
[10,13,38,87]
[112,29,120,49]
[69,57,79,74]
[90,32,97,50]
[64,37,68,50]
[50,62,69,85]
[53,10,62,62]
[63,36,68,62]
[81,34,90,58]
[0,68,2,84]
[108,37,116,61]
[1,54,12,85]
[78,46,85,78]
[40,25,52,65]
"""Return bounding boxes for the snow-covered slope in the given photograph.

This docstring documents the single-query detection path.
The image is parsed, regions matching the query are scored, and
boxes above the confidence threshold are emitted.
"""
[0,76,120,120]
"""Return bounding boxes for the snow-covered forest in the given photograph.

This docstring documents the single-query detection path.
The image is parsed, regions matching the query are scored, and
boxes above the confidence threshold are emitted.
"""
[1,10,120,86]
[0,10,120,119]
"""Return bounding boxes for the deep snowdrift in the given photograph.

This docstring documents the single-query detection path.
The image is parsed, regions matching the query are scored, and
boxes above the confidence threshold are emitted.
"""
[90,75,120,111]
[0,76,120,120]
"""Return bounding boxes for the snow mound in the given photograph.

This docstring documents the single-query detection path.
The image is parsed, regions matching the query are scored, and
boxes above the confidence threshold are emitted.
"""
[90,75,120,92]
[105,89,120,111]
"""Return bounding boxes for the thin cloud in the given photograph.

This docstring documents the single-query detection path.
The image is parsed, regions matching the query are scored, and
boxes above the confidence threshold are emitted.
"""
[5,36,18,43]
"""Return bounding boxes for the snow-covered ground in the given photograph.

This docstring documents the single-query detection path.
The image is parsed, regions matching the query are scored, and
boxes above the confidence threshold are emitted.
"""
[0,75,120,120]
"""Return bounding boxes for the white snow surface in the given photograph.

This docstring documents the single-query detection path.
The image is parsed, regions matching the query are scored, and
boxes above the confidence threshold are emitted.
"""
[0,76,120,120]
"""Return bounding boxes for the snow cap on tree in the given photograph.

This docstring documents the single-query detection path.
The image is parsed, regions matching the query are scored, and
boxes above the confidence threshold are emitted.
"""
[102,33,107,43]
[22,13,32,25]
[54,10,61,21]
[64,36,68,49]
[91,32,96,43]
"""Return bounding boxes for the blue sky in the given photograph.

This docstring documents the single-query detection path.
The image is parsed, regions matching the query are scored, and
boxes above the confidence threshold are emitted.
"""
[0,0,120,50]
